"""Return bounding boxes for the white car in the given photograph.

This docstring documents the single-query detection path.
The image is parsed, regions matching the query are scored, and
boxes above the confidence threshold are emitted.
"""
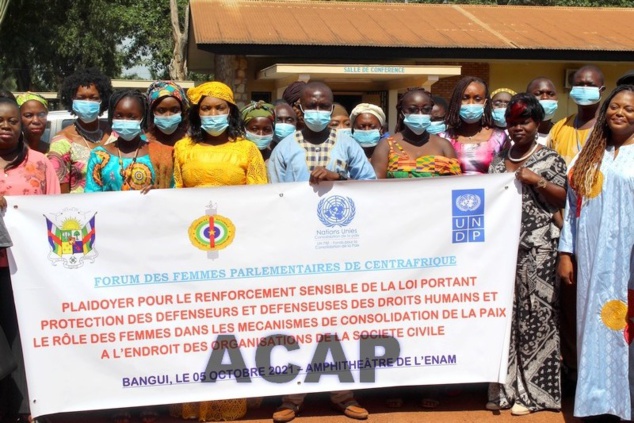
[42,111,109,145]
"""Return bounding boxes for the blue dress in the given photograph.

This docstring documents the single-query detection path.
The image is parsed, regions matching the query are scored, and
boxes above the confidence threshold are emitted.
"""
[559,144,634,419]
[85,146,156,192]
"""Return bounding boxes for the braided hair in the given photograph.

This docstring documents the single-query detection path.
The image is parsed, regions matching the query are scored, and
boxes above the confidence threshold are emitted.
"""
[570,84,634,198]
[108,89,149,130]
[445,76,493,130]
[395,87,433,133]
[60,68,113,114]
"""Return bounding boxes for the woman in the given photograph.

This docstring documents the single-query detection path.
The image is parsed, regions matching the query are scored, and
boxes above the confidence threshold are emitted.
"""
[558,85,634,422]
[0,96,60,423]
[84,90,154,192]
[47,68,113,193]
[145,81,189,188]
[490,88,516,130]
[443,76,508,174]
[487,93,566,416]
[429,95,448,136]
[329,103,351,136]
[282,81,306,130]
[349,103,386,159]
[240,101,275,161]
[371,88,460,179]
[272,101,296,148]
[15,92,49,153]
[173,81,267,189]
[526,77,559,145]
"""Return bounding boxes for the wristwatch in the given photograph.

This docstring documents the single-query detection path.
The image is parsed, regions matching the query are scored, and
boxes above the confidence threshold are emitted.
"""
[536,178,548,189]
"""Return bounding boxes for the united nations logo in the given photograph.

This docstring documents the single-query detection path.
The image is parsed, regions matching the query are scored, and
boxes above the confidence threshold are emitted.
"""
[317,196,356,228]
[188,202,235,259]
[455,193,482,212]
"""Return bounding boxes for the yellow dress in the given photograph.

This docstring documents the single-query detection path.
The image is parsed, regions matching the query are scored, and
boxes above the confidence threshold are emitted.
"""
[173,137,267,187]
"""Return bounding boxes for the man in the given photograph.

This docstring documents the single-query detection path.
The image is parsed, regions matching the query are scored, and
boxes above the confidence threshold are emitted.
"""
[526,77,559,144]
[548,65,605,165]
[268,82,375,184]
[267,82,373,422]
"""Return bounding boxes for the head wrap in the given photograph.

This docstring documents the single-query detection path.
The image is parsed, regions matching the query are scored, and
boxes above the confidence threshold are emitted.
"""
[282,81,306,105]
[490,88,517,98]
[187,81,235,106]
[240,101,275,125]
[146,81,188,110]
[16,92,48,109]
[350,103,386,127]
[332,103,348,118]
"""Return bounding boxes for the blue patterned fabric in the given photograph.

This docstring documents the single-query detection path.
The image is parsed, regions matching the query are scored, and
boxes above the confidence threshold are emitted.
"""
[559,144,634,420]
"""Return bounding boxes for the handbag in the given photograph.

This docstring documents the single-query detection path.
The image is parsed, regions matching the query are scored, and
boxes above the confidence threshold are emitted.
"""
[0,324,17,380]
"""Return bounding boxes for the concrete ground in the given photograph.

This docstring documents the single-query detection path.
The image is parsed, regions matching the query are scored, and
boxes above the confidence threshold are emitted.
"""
[42,384,582,423]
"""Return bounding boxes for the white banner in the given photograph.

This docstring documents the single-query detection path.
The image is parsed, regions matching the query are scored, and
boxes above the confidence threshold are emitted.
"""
[5,174,521,417]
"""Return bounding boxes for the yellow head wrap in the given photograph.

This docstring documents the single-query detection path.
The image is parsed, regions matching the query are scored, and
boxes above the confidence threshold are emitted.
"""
[490,88,517,98]
[16,92,48,109]
[187,81,235,106]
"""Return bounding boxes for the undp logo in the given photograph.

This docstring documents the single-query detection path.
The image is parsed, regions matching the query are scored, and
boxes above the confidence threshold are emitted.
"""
[317,196,356,227]
[452,189,485,243]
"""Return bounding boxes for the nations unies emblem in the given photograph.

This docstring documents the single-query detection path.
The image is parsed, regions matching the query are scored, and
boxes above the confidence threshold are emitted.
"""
[45,208,98,269]
[188,202,235,259]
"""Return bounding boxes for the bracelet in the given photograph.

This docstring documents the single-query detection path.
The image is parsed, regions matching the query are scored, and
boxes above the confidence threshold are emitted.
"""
[536,178,548,189]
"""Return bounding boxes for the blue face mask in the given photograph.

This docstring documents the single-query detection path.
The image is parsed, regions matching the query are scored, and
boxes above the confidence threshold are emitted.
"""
[539,100,558,120]
[153,114,182,135]
[72,100,101,123]
[492,108,507,128]
[246,131,273,150]
[403,114,431,135]
[112,119,142,141]
[200,114,229,136]
[427,121,447,135]
[459,104,485,124]
[570,86,601,106]
[274,123,295,140]
[352,129,381,147]
[301,107,332,132]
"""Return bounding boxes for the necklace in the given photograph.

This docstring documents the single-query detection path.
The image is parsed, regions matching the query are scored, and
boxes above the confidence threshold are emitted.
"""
[75,122,103,144]
[117,142,142,189]
[508,142,539,163]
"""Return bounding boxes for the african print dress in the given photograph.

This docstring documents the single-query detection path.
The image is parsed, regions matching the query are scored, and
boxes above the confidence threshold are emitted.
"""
[559,145,634,420]
[488,147,567,412]
[84,146,155,192]
[386,138,461,178]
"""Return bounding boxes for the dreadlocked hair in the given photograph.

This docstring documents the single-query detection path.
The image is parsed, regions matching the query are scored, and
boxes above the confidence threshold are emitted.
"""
[60,68,113,114]
[395,87,433,133]
[570,84,634,198]
[108,90,149,130]
[445,76,493,130]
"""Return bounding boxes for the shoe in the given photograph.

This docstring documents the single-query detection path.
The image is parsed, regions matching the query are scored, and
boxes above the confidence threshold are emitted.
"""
[486,401,509,411]
[272,402,301,423]
[332,398,369,420]
[511,403,531,416]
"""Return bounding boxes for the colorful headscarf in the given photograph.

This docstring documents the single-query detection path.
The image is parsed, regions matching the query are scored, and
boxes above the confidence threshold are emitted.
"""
[240,101,275,125]
[187,81,235,106]
[16,92,48,109]
[350,103,386,127]
[490,88,517,98]
[146,81,188,110]
[282,81,306,105]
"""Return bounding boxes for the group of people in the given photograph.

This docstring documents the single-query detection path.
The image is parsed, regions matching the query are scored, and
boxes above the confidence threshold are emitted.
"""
[0,63,632,423]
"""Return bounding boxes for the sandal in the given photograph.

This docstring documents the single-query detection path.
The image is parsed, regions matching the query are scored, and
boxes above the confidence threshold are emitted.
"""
[111,411,132,423]
[332,398,369,420]
[272,402,301,423]
[420,397,440,409]
[385,397,404,408]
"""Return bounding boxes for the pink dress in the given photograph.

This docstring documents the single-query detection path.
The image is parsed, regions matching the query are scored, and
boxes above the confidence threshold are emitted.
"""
[444,128,508,175]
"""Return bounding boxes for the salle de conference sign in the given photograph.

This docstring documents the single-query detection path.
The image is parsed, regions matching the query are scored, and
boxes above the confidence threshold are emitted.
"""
[343,66,406,74]
[5,174,521,417]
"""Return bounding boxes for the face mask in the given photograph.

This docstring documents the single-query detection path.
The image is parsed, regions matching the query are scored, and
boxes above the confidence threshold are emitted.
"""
[200,114,229,136]
[153,114,182,135]
[301,107,332,132]
[403,114,431,135]
[427,121,447,135]
[245,131,273,150]
[539,100,558,120]
[337,128,352,137]
[492,108,507,128]
[72,100,101,123]
[570,86,601,106]
[274,123,295,139]
[352,129,381,147]
[112,119,142,141]
[459,104,485,124]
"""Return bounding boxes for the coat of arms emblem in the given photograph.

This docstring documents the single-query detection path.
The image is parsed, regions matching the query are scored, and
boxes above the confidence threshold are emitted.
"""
[45,208,98,269]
